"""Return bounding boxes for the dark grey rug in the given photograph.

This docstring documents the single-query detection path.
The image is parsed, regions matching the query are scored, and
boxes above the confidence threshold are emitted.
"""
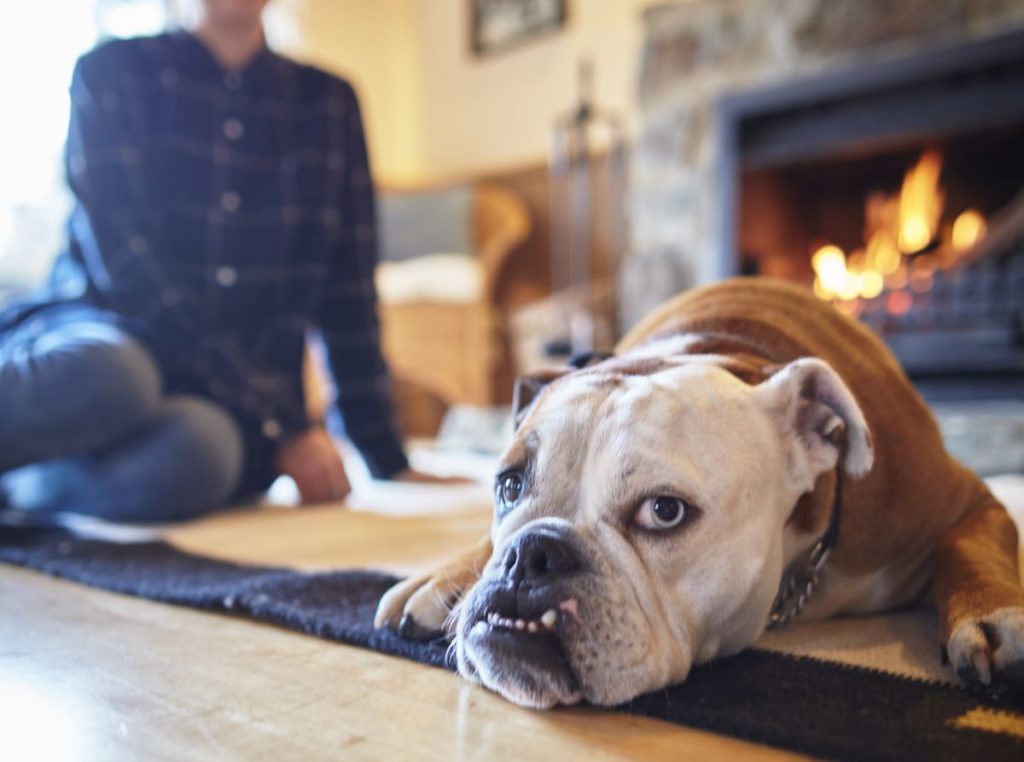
[3,525,1023,761]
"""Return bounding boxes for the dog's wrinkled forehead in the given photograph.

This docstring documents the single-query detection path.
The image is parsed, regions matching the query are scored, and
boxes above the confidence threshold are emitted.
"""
[502,360,756,502]
[520,355,737,430]
[499,365,660,484]
[518,364,660,444]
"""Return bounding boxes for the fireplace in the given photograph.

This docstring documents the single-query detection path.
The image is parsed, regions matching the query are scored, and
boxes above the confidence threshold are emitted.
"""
[716,30,1024,401]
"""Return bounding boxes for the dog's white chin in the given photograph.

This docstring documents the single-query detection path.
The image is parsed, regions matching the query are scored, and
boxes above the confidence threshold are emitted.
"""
[494,680,583,710]
[459,645,686,709]
[457,631,582,708]
[458,656,583,708]
[460,651,583,708]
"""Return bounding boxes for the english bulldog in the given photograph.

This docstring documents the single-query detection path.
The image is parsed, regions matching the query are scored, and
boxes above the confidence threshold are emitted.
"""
[375,278,1024,708]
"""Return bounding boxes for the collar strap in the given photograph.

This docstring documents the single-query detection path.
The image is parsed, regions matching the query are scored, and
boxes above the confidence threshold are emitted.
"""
[567,350,614,369]
[767,463,844,629]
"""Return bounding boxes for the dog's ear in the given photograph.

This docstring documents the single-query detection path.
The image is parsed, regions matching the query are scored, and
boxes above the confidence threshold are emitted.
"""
[512,367,571,429]
[754,358,873,488]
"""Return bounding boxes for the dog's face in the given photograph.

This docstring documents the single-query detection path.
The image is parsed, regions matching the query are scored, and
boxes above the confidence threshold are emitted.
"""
[453,346,872,708]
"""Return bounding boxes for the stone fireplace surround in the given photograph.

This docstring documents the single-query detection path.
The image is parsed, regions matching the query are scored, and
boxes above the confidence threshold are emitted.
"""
[622,0,1024,330]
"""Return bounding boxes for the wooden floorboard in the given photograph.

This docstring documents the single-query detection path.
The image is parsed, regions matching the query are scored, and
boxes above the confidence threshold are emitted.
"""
[1,498,804,761]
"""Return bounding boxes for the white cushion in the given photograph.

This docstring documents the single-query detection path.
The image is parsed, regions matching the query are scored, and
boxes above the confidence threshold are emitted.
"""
[375,253,483,304]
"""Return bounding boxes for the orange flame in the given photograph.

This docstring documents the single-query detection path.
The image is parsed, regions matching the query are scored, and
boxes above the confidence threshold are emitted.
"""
[811,148,989,310]
[897,148,944,254]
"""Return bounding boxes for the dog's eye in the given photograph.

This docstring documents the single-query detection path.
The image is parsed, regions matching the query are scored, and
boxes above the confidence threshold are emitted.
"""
[497,472,524,507]
[634,496,690,531]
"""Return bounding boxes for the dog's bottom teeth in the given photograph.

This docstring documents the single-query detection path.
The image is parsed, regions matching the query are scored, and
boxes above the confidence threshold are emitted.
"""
[486,611,557,635]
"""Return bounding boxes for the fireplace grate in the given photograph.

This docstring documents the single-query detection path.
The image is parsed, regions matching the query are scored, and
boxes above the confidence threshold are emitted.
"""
[860,241,1024,377]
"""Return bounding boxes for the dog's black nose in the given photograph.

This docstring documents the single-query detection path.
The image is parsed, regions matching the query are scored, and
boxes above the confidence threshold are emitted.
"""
[502,526,581,585]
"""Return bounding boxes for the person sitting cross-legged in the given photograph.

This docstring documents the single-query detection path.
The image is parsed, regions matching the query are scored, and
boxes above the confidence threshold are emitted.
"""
[0,0,459,524]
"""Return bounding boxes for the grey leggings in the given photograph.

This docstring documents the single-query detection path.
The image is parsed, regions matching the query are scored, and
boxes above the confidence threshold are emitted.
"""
[0,308,244,523]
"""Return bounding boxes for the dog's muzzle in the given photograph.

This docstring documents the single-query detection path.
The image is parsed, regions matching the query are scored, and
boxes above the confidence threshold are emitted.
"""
[460,524,586,704]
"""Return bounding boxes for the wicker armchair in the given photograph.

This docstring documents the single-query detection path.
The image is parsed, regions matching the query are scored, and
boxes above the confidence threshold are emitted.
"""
[377,181,531,407]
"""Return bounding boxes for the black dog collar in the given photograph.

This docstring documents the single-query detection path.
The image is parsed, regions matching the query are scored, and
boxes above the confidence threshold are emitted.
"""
[567,350,614,369]
[767,463,844,629]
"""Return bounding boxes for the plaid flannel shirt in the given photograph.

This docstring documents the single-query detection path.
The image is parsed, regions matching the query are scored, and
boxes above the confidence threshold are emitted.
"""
[1,32,408,489]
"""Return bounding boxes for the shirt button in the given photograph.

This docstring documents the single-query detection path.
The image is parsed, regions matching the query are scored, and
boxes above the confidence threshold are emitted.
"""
[128,236,148,254]
[220,191,241,212]
[224,72,243,90]
[160,68,179,87]
[223,118,244,141]
[262,419,282,439]
[215,266,238,287]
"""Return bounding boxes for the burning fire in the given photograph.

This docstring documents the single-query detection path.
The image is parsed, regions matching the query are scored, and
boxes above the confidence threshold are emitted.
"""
[812,149,987,312]
[897,148,944,254]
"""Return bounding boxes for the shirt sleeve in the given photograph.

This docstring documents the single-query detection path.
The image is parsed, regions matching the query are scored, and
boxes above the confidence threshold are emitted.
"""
[65,46,198,356]
[316,83,408,479]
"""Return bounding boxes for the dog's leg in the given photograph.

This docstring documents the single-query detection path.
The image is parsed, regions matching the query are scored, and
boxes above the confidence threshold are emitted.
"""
[934,492,1024,686]
[374,534,493,641]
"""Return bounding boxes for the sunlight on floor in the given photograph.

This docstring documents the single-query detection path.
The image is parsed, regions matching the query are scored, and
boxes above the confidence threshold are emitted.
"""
[0,675,101,762]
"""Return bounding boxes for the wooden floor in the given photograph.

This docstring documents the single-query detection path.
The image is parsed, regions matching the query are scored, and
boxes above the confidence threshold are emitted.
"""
[0,490,804,761]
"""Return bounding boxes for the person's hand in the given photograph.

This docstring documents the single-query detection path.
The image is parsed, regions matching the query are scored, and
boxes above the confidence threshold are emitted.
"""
[276,427,352,504]
[391,468,473,486]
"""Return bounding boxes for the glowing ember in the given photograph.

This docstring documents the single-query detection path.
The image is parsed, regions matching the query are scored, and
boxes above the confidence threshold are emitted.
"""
[866,231,901,275]
[886,265,908,290]
[909,270,934,294]
[811,244,847,296]
[859,270,884,299]
[886,290,913,316]
[811,244,886,301]
[951,208,987,251]
[834,298,863,317]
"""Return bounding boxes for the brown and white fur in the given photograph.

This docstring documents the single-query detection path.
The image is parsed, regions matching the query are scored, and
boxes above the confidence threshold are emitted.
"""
[375,278,1024,708]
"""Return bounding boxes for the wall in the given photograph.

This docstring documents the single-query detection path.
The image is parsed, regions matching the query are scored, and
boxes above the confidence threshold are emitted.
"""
[269,0,423,184]
[278,0,660,185]
[401,0,650,182]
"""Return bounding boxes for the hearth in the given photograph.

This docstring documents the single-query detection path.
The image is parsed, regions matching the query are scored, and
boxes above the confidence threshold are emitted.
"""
[716,30,1024,401]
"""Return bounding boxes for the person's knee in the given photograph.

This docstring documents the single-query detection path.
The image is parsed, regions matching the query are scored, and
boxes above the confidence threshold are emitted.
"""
[2,396,245,524]
[94,333,161,421]
[29,326,162,437]
[76,332,163,429]
[154,397,244,518]
[0,324,164,472]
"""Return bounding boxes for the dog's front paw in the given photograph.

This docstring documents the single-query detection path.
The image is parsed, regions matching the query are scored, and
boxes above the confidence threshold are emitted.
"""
[375,537,492,642]
[374,572,455,641]
[945,606,1024,687]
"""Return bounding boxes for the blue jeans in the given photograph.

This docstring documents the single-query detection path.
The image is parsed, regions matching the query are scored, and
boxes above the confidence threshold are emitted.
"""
[0,307,244,523]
